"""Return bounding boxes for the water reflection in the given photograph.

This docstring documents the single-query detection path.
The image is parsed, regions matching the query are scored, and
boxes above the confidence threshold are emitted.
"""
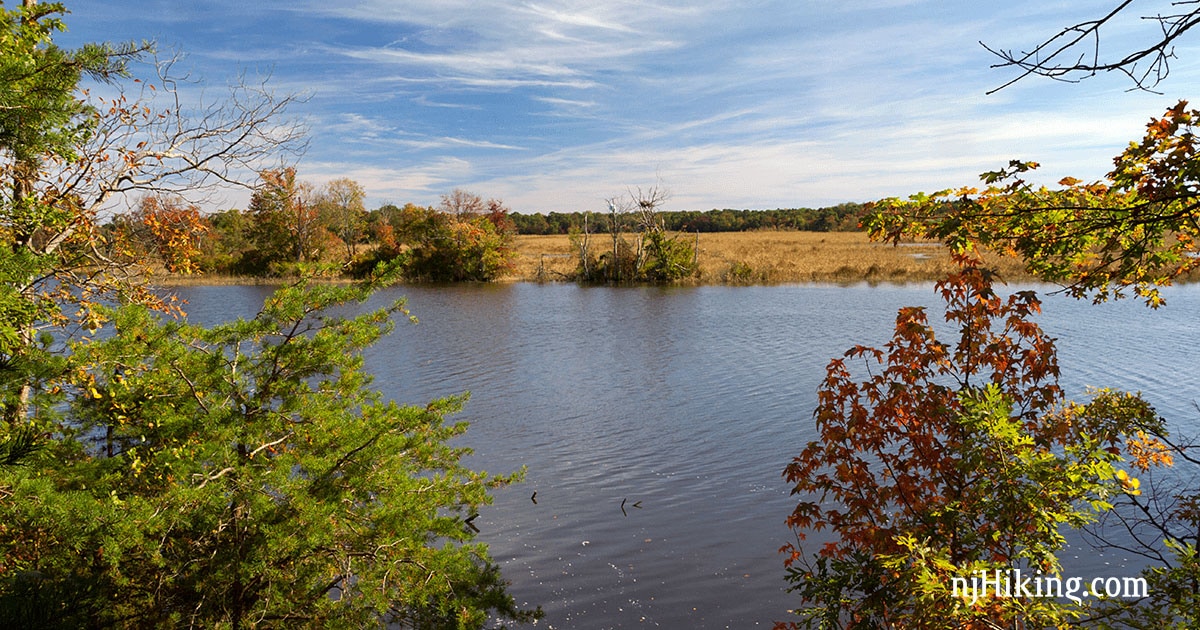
[168,281,1200,628]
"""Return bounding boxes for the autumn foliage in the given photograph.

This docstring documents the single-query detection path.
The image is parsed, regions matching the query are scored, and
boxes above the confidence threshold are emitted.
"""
[867,101,1200,307]
[354,192,517,282]
[111,195,209,274]
[1,5,533,626]
[855,100,1200,629]
[779,257,1168,629]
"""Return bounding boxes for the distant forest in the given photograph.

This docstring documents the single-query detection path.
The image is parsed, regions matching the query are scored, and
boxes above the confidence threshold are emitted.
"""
[103,181,871,279]
[508,202,868,234]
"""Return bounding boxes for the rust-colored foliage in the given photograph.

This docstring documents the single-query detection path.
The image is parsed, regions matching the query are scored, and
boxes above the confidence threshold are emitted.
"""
[133,195,209,274]
[867,101,1200,307]
[857,100,1200,629]
[485,197,517,236]
[249,167,337,266]
[785,258,1057,547]
[779,255,1165,629]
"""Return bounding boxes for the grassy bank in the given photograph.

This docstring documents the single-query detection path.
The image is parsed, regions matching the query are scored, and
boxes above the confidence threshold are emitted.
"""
[148,231,1054,286]
[507,231,1033,284]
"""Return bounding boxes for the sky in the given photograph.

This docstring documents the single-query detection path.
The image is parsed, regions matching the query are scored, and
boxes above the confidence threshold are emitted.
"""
[54,1,1200,214]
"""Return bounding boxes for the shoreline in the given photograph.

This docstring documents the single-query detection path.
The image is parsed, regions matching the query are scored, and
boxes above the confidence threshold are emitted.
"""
[149,231,1197,288]
[507,231,1030,284]
[156,232,1034,286]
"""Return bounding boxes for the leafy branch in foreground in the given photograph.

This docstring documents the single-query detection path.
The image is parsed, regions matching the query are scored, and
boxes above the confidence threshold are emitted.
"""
[3,5,534,627]
[0,273,538,628]
[779,258,1169,629]
[1079,416,1200,629]
[867,100,1200,307]
[2,1,304,427]
[862,100,1200,628]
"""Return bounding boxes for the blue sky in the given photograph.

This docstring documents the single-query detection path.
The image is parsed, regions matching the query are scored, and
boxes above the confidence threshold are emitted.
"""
[57,1,1200,213]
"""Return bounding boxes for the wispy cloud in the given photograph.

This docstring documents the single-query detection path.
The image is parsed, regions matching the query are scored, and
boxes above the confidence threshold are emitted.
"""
[338,47,583,80]
[305,158,476,200]
[58,1,1200,213]
[532,96,597,109]
[520,3,640,34]
[317,113,524,152]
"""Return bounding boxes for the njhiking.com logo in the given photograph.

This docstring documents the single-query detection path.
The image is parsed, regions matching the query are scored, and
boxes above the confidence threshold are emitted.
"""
[952,569,1148,606]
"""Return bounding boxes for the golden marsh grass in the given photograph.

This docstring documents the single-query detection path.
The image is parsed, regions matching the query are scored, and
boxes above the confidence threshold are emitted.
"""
[507,231,1032,284]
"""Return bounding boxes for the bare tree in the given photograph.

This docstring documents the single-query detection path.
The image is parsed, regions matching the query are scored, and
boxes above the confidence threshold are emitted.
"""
[438,188,486,217]
[630,184,670,234]
[984,0,1200,92]
[604,194,632,282]
[590,184,694,283]
[317,178,367,260]
[2,13,304,423]
[627,185,669,272]
[571,211,593,280]
[36,54,305,268]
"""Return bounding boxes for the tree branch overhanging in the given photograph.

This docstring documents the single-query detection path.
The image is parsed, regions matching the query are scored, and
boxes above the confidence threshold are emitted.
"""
[984,0,1200,93]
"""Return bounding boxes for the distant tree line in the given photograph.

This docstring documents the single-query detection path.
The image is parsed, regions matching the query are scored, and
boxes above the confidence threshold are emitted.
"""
[106,180,519,281]
[509,202,868,235]
[108,184,867,280]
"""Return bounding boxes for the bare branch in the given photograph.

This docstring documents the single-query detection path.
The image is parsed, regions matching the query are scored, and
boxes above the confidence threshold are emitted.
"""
[56,52,308,219]
[984,1,1200,92]
[193,466,236,489]
[248,432,293,459]
[627,183,670,232]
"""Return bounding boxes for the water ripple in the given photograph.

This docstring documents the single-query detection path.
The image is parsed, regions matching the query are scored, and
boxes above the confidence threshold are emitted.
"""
[167,281,1200,629]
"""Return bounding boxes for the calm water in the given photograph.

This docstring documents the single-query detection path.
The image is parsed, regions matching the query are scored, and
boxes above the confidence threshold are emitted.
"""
[170,281,1200,629]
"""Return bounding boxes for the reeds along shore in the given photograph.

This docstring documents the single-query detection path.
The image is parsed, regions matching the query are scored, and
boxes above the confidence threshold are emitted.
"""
[160,230,1199,288]
[507,231,1033,284]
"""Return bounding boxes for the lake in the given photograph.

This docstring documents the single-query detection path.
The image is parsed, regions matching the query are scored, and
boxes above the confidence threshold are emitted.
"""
[170,281,1200,629]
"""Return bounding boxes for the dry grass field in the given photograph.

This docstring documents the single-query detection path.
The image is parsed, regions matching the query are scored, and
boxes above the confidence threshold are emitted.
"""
[506,231,1032,284]
[154,231,1038,286]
